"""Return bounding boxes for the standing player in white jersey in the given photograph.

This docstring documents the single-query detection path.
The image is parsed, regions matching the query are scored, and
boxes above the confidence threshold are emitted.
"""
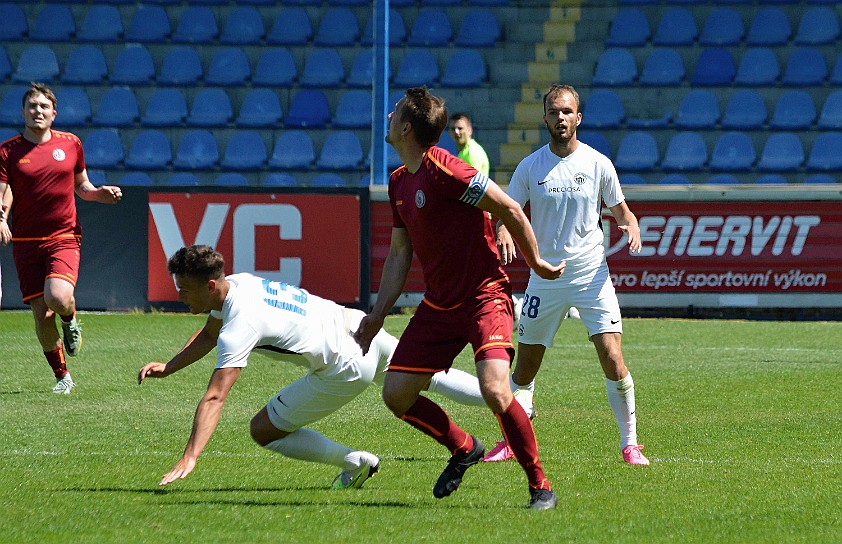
[138,245,488,489]
[487,84,649,465]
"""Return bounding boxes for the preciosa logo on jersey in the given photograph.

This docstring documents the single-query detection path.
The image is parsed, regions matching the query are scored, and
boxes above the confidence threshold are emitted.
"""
[415,189,426,208]
[52,149,66,161]
[574,173,587,185]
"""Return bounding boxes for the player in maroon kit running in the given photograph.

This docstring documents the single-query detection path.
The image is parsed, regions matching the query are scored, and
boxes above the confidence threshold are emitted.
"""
[354,87,565,510]
[0,83,122,394]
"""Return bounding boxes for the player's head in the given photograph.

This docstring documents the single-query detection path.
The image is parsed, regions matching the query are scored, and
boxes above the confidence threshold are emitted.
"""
[22,82,57,132]
[167,245,226,314]
[388,87,448,149]
[448,113,474,149]
[542,84,581,146]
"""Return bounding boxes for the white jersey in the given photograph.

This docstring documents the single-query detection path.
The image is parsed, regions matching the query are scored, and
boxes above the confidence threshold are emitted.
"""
[508,142,625,286]
[210,273,372,377]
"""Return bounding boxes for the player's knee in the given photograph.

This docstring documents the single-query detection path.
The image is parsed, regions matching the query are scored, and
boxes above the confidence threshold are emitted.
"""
[381,387,410,417]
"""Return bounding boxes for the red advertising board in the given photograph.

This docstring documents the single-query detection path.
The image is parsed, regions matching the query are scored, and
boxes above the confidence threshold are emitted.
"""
[148,192,362,303]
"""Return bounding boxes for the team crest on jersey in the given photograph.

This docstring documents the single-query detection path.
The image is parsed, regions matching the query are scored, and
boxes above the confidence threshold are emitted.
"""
[415,189,426,208]
[574,172,587,185]
[52,149,66,161]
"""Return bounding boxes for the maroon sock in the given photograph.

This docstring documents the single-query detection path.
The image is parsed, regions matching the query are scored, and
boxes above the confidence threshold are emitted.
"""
[44,346,68,380]
[60,311,75,323]
[496,399,551,491]
[400,395,472,455]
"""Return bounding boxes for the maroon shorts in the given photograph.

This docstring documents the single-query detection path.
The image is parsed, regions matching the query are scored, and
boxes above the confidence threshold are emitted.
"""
[389,281,515,374]
[13,237,81,303]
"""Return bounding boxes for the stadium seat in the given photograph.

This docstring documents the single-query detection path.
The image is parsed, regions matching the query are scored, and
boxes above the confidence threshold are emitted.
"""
[285,90,331,129]
[78,5,123,42]
[605,9,650,47]
[111,45,155,85]
[706,174,739,185]
[268,8,312,45]
[0,86,25,124]
[317,131,364,169]
[699,8,744,46]
[675,90,719,129]
[221,131,267,170]
[577,132,612,159]
[818,90,842,129]
[118,172,154,186]
[803,173,838,185]
[0,47,8,81]
[164,173,200,186]
[174,130,219,170]
[407,8,453,46]
[83,129,124,168]
[806,132,842,171]
[206,48,251,86]
[269,130,315,169]
[262,173,299,187]
[125,130,172,170]
[31,4,74,41]
[782,48,827,86]
[62,45,108,84]
[86,169,108,187]
[830,53,842,85]
[158,47,203,86]
[614,131,659,171]
[361,9,406,46]
[755,174,788,185]
[580,90,625,129]
[187,88,233,127]
[53,87,91,126]
[13,45,59,83]
[658,174,691,185]
[735,48,779,86]
[592,48,637,86]
[236,89,283,128]
[794,6,839,45]
[172,6,218,44]
[253,48,297,87]
[394,50,439,87]
[125,5,171,43]
[221,7,265,45]
[315,7,360,46]
[661,132,707,171]
[440,50,486,87]
[770,91,817,130]
[0,3,27,40]
[93,87,139,127]
[455,9,501,47]
[347,51,378,88]
[309,173,348,187]
[709,132,756,171]
[652,8,698,46]
[757,133,804,171]
[721,90,767,129]
[300,49,345,87]
[334,90,372,129]
[691,48,736,85]
[619,174,648,186]
[746,8,791,46]
[639,48,685,86]
[214,173,250,186]
[142,89,188,127]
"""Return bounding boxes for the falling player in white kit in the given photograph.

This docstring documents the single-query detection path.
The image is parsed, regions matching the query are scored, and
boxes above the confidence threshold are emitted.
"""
[138,245,486,489]
[488,84,650,465]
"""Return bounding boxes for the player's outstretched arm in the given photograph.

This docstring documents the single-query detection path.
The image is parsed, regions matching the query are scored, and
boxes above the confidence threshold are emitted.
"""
[138,319,221,384]
[74,170,122,204]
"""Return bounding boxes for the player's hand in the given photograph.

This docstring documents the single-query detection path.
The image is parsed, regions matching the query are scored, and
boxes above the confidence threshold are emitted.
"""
[159,456,197,486]
[618,224,642,254]
[496,228,517,265]
[532,259,566,280]
[138,362,168,384]
[0,222,11,245]
[100,185,122,204]
[353,314,384,355]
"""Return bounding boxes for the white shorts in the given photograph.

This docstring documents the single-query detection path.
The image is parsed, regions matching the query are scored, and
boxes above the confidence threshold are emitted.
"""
[519,260,622,347]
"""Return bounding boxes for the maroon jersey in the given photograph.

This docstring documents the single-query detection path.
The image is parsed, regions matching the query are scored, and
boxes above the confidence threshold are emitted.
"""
[389,146,508,309]
[0,130,85,240]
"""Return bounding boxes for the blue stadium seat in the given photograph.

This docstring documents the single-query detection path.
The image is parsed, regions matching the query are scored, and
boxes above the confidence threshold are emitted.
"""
[236,89,283,128]
[268,8,312,45]
[407,8,453,46]
[746,8,791,46]
[758,133,804,171]
[806,132,842,171]
[347,50,377,88]
[285,90,331,128]
[300,49,345,87]
[639,48,685,85]
[577,131,612,159]
[770,91,817,129]
[706,174,739,185]
[174,130,219,170]
[31,4,74,41]
[158,47,203,86]
[794,6,840,45]
[735,48,779,86]
[111,45,155,85]
[221,7,265,45]
[206,48,251,86]
[425,0,461,5]
[0,86,25,124]
[580,90,625,129]
[440,50,486,87]
[125,130,172,169]
[0,47,8,81]
[653,7,698,46]
[13,45,59,83]
[284,0,320,5]
[269,130,315,169]
[675,90,719,129]
[93,87,139,127]
[221,131,267,170]
[78,5,123,42]
[658,174,691,185]
[605,9,650,47]
[818,90,842,129]
[315,7,360,46]
[172,6,218,44]
[614,131,659,171]
[721,90,767,129]
[620,174,648,186]
[699,8,744,46]
[394,49,439,87]
[362,9,406,46]
[755,174,788,185]
[317,131,364,169]
[468,0,510,5]
[253,48,297,87]
[831,53,842,85]
[125,5,171,43]
[455,9,501,47]
[62,45,108,84]
[334,90,372,129]
[691,48,736,85]
[661,132,707,171]
[86,169,108,187]
[0,3,27,40]
[262,173,299,187]
[164,173,200,186]
[803,173,838,185]
[142,89,188,127]
[309,173,348,187]
[328,0,369,6]
[782,48,827,86]
[215,173,250,186]
[187,88,233,127]
[83,129,124,168]
[592,48,637,86]
[54,87,91,126]
[119,172,154,186]
[709,132,755,171]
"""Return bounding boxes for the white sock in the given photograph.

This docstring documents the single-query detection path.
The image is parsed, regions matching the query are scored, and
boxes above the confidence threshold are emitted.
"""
[264,428,356,470]
[606,374,637,449]
[428,368,485,406]
[510,375,535,393]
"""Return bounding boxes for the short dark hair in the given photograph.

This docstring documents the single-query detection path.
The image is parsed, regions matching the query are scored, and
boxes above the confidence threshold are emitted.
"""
[167,245,225,281]
[449,112,473,125]
[400,87,448,148]
[543,84,580,115]
[22,82,57,109]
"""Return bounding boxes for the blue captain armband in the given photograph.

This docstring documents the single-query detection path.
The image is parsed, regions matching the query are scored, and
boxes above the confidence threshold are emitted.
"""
[459,172,489,206]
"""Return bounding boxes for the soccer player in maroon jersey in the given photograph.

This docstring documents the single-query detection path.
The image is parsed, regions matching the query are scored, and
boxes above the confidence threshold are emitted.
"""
[354,87,565,510]
[0,83,122,394]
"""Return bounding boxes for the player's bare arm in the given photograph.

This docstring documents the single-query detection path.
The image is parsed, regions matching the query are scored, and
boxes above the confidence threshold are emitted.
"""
[609,201,642,254]
[74,170,122,204]
[0,182,12,245]
[138,317,221,384]
[495,220,516,266]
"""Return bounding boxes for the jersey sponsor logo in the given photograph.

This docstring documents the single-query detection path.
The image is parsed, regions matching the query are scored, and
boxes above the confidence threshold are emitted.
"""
[548,186,581,193]
[460,173,489,206]
[52,149,66,161]
[415,189,426,208]
[574,173,587,185]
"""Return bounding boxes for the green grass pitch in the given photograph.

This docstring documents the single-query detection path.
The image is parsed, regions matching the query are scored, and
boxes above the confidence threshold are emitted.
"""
[0,311,839,543]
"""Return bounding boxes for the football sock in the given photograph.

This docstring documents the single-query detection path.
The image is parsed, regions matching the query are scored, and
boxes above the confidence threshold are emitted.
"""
[400,395,472,455]
[510,375,535,392]
[44,346,68,379]
[427,368,486,406]
[606,374,638,449]
[496,399,550,491]
[263,428,353,469]
[59,311,75,323]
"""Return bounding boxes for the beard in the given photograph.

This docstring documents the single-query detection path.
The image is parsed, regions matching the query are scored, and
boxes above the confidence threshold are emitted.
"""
[547,122,575,146]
